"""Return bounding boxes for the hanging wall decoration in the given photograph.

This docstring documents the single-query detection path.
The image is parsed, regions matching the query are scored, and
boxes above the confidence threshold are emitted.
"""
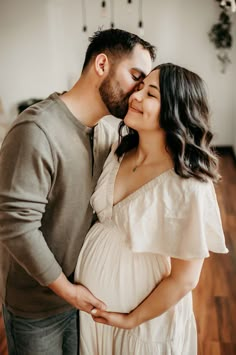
[138,0,144,36]
[110,0,115,28]
[81,0,147,36]
[127,0,132,14]
[101,1,108,18]
[208,0,235,72]
[81,0,87,32]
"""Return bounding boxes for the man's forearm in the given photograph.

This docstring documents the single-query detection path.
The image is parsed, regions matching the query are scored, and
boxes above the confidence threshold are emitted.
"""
[48,272,76,306]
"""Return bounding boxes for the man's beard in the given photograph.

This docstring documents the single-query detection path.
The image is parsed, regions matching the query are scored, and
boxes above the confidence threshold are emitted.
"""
[99,74,131,119]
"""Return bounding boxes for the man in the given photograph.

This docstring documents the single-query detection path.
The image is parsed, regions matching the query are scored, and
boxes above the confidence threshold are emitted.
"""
[0,28,156,354]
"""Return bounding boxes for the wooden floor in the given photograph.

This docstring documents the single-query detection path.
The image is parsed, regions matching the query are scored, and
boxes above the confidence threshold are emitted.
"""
[0,151,235,355]
[193,150,236,355]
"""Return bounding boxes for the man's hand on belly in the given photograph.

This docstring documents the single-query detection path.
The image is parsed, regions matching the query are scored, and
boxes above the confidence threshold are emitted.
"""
[48,272,107,313]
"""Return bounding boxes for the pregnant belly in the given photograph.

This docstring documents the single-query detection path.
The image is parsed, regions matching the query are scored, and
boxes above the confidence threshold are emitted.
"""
[75,222,167,313]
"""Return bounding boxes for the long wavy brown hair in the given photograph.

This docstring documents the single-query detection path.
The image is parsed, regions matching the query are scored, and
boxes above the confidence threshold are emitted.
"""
[115,63,220,182]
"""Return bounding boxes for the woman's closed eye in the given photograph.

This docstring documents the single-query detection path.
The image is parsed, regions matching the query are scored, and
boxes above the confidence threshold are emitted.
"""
[148,92,157,98]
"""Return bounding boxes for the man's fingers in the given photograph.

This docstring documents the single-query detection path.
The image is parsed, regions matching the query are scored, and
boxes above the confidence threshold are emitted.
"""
[91,299,107,310]
[81,285,107,310]
[91,308,105,317]
[77,284,107,311]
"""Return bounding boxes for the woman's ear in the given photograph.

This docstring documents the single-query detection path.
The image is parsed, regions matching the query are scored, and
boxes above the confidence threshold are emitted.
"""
[94,53,110,77]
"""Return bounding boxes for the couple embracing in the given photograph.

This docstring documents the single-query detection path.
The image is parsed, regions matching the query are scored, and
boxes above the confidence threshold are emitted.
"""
[0,28,227,355]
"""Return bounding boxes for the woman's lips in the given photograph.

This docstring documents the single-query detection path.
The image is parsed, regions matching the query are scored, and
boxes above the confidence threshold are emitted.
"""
[128,106,143,114]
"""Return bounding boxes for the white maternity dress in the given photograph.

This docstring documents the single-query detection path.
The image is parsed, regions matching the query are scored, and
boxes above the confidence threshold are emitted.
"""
[75,148,228,355]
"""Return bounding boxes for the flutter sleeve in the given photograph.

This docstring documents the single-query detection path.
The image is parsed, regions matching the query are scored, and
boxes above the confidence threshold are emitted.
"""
[117,172,228,259]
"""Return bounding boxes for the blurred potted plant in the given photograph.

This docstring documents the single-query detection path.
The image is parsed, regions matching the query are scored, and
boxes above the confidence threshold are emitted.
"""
[208,9,233,73]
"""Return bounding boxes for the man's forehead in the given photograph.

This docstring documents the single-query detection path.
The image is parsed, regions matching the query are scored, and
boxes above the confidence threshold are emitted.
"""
[119,55,152,77]
[128,46,152,75]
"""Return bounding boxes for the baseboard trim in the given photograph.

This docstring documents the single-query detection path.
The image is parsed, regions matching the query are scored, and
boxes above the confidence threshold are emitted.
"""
[214,145,236,165]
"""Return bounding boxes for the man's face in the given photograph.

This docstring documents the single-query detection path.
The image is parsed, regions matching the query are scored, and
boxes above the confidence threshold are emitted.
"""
[99,44,152,119]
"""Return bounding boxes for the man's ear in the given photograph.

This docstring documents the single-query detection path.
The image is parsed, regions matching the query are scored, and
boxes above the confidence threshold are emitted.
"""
[94,53,110,77]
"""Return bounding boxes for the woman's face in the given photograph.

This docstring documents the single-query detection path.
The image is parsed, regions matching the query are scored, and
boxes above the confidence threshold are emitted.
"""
[124,69,161,133]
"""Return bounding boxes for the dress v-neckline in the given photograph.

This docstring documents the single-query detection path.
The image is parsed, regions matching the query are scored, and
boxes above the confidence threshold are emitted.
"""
[111,153,173,209]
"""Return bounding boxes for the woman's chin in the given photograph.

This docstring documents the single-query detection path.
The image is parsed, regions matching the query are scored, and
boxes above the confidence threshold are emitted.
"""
[124,114,137,130]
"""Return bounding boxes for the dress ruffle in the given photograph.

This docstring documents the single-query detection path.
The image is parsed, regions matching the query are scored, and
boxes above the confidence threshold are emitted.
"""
[92,148,228,260]
[113,172,228,259]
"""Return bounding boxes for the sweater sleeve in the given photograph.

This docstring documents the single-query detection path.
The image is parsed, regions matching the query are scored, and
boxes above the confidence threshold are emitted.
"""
[0,122,62,286]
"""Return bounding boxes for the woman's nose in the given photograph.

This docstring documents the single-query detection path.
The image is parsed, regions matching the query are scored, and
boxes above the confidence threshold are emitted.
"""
[132,89,143,102]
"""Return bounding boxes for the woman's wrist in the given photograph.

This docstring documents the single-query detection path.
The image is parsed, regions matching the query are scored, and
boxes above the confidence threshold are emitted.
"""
[128,309,142,328]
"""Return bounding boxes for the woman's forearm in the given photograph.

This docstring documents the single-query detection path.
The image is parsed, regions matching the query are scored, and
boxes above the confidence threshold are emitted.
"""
[130,275,191,325]
[91,258,204,329]
[130,258,204,326]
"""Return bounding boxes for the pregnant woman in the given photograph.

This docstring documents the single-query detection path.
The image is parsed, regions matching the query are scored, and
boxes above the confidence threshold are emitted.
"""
[75,63,228,354]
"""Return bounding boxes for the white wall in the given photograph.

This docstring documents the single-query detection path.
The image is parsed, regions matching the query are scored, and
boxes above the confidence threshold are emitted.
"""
[0,0,51,119]
[0,0,235,146]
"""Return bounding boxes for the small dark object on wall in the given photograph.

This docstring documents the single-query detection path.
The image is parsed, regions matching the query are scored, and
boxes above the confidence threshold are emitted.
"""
[17,98,43,114]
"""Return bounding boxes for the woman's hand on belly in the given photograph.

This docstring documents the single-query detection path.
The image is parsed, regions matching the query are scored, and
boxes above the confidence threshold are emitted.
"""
[90,308,137,330]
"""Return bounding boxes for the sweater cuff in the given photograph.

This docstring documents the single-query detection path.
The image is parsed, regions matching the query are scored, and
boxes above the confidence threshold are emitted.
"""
[34,261,62,286]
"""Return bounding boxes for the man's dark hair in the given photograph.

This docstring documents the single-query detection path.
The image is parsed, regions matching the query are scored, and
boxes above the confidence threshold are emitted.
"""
[82,28,156,71]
